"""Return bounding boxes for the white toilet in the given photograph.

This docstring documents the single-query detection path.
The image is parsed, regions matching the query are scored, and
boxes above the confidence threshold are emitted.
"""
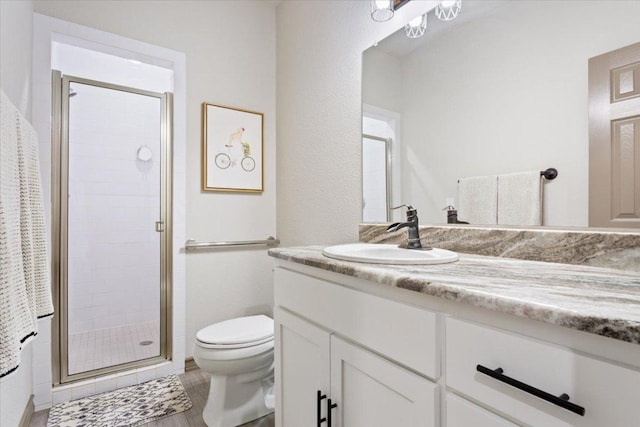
[193,315,275,427]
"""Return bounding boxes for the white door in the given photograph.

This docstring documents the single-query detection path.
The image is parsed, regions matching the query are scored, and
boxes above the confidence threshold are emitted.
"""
[275,308,330,427]
[589,42,640,228]
[330,335,438,427]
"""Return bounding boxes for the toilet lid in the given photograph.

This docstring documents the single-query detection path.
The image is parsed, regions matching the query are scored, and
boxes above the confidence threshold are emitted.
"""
[196,315,274,346]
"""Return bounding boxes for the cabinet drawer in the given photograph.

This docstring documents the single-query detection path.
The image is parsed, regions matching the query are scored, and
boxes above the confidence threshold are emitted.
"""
[275,267,439,379]
[446,317,640,427]
[446,393,517,427]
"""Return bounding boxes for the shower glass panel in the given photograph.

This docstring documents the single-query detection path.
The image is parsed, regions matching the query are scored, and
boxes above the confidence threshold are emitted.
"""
[56,74,171,382]
[362,135,391,223]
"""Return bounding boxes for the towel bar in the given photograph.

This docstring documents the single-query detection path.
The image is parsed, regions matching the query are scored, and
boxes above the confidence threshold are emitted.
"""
[457,168,559,184]
[185,236,280,250]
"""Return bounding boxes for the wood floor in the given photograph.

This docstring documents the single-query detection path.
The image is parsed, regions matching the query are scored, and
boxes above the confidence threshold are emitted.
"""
[29,369,275,427]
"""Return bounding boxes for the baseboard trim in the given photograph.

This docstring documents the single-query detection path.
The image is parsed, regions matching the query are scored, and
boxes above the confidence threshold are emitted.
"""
[19,394,34,427]
[185,357,198,372]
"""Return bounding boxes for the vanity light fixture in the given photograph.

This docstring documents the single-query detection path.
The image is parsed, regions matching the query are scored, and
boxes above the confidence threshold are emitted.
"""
[435,0,462,21]
[404,13,427,39]
[370,0,394,22]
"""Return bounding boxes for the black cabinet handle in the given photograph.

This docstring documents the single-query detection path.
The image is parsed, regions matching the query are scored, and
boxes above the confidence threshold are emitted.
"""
[317,390,327,426]
[327,398,338,427]
[476,365,585,416]
[327,399,338,427]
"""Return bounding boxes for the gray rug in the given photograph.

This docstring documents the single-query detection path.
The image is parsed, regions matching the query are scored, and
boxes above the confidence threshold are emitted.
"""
[47,374,193,427]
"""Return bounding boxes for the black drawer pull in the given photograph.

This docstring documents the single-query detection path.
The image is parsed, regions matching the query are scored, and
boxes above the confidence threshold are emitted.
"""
[327,398,338,427]
[317,390,327,426]
[476,365,585,416]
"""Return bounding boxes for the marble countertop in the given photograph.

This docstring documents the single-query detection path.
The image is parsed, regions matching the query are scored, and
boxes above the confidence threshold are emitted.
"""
[268,246,640,345]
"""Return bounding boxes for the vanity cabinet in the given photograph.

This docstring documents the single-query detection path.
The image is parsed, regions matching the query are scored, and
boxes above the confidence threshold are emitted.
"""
[446,393,516,427]
[329,335,438,427]
[273,263,640,427]
[274,268,439,427]
[275,307,330,426]
[446,318,640,427]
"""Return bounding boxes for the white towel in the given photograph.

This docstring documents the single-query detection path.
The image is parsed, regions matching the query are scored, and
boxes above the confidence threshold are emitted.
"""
[0,90,53,378]
[457,175,498,225]
[497,171,542,226]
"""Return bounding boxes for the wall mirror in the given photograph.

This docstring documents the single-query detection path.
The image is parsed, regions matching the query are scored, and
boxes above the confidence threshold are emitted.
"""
[362,0,640,228]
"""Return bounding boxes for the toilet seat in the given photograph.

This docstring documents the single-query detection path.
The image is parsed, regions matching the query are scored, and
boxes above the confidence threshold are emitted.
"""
[196,314,274,349]
[195,336,274,350]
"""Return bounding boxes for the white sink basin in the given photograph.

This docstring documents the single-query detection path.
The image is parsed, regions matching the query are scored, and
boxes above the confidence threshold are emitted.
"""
[322,243,459,265]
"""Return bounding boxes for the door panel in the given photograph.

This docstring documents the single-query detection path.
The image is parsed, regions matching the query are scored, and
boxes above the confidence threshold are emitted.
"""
[330,335,438,427]
[275,308,330,427]
[589,42,640,228]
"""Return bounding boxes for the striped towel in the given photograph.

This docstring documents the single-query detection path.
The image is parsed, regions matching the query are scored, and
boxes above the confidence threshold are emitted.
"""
[0,89,53,378]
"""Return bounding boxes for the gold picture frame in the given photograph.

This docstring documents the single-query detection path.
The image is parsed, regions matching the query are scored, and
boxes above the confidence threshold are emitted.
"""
[202,102,264,193]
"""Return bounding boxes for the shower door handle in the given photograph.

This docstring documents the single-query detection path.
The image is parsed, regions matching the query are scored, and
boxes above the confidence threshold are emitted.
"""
[155,221,165,232]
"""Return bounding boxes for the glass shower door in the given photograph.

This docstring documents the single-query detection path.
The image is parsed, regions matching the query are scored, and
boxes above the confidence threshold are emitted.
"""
[55,73,172,383]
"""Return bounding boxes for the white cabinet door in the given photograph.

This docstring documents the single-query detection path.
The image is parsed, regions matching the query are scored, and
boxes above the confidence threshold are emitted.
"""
[330,335,439,427]
[447,393,517,427]
[275,307,330,427]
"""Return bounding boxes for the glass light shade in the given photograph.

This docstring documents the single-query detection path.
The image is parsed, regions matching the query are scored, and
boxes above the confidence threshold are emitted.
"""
[435,0,462,21]
[404,13,427,39]
[371,0,394,22]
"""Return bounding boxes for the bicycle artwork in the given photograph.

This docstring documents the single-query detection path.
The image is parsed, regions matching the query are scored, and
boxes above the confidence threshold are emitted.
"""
[202,102,264,193]
[214,128,256,172]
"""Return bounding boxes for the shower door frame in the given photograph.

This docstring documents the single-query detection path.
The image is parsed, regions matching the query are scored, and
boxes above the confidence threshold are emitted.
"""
[51,70,173,385]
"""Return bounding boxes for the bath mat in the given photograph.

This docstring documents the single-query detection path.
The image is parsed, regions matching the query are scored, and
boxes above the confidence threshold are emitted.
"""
[47,374,192,427]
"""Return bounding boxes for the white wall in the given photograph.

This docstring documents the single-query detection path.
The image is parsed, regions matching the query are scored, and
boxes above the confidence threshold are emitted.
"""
[1,0,33,119]
[1,1,36,426]
[362,48,402,114]
[0,1,41,426]
[276,0,438,246]
[33,1,278,361]
[396,1,640,226]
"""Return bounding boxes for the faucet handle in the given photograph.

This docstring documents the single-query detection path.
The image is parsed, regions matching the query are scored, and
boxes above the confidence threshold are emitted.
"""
[391,204,417,221]
[391,204,414,211]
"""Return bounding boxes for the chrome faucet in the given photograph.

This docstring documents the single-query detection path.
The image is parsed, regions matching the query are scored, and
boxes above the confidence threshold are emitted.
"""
[386,205,424,249]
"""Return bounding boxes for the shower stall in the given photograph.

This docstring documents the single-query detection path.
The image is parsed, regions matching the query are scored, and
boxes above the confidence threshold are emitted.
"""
[51,71,173,384]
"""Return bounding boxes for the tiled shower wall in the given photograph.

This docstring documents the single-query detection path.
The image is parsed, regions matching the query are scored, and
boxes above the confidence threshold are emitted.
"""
[67,84,161,335]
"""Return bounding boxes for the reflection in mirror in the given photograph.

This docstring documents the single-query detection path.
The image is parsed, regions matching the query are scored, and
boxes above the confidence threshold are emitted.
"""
[363,108,403,223]
[362,0,640,228]
[362,134,391,222]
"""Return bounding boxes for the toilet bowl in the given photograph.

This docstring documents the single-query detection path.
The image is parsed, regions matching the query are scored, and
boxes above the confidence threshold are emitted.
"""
[193,315,275,427]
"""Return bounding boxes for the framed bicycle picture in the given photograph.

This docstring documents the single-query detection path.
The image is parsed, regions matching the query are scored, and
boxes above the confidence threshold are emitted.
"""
[202,102,264,192]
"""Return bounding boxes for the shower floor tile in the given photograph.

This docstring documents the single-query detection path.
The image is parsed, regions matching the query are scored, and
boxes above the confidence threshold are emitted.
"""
[68,320,160,375]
